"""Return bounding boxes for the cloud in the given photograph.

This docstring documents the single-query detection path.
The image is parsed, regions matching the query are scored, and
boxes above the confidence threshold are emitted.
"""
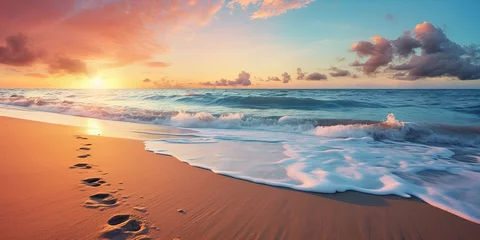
[145,62,171,68]
[153,78,183,88]
[306,72,328,81]
[264,72,292,83]
[385,14,395,22]
[228,0,316,19]
[351,74,359,78]
[201,71,252,87]
[296,68,306,80]
[0,33,88,75]
[47,55,88,75]
[235,71,252,86]
[0,0,224,70]
[268,76,281,81]
[391,31,422,57]
[0,34,42,66]
[329,67,350,77]
[391,72,408,80]
[281,72,291,83]
[24,73,48,78]
[351,36,393,74]
[350,21,480,80]
[350,60,364,67]
[142,77,184,88]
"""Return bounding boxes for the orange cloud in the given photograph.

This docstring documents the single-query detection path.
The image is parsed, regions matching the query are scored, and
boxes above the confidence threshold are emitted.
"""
[24,73,48,78]
[0,0,224,72]
[145,62,171,68]
[48,55,88,75]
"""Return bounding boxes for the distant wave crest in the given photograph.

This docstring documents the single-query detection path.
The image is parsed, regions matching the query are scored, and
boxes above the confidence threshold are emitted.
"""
[176,95,386,110]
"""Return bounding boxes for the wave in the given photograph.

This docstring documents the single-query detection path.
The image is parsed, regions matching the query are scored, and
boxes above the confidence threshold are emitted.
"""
[454,104,480,116]
[315,114,480,147]
[0,96,479,147]
[176,95,386,110]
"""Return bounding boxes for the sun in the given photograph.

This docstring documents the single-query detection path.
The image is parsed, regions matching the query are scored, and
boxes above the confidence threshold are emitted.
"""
[90,77,104,89]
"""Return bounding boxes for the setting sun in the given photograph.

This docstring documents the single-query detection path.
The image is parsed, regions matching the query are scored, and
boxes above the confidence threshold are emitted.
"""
[90,77,104,89]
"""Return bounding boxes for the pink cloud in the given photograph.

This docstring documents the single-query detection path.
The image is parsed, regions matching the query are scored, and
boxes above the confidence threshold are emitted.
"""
[351,36,393,74]
[0,0,224,72]
[229,0,316,19]
[48,55,88,75]
[0,34,43,66]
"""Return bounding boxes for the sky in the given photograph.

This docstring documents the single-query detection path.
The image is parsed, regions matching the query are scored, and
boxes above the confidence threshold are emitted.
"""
[1,0,479,89]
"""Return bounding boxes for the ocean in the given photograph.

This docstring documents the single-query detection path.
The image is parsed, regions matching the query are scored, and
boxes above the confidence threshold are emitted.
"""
[0,89,479,223]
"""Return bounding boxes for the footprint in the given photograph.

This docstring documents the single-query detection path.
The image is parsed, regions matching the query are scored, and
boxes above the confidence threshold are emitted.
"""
[108,214,131,225]
[70,163,92,169]
[84,143,93,146]
[82,177,106,187]
[101,214,149,239]
[78,147,91,151]
[75,135,88,140]
[78,154,91,158]
[84,193,118,208]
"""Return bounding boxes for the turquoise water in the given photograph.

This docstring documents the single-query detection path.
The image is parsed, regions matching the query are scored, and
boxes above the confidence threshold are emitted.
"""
[0,89,479,127]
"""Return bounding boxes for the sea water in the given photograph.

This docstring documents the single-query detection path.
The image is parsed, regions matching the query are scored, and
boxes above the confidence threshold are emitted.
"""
[0,89,479,223]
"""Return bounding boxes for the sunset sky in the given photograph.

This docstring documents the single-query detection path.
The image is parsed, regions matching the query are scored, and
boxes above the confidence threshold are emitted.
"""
[1,0,479,89]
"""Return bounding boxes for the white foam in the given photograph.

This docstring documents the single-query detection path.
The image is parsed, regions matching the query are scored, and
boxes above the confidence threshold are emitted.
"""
[145,115,480,224]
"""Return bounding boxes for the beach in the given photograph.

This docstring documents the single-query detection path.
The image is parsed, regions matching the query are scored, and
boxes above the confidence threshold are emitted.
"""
[0,116,478,240]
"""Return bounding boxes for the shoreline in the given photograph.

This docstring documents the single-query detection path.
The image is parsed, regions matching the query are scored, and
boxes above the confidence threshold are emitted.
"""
[0,116,479,239]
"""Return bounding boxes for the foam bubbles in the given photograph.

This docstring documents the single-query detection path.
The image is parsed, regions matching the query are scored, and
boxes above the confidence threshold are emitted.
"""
[145,116,480,224]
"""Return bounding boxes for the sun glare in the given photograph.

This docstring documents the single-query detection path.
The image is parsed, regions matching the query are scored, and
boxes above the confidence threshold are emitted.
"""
[86,118,102,136]
[91,77,104,89]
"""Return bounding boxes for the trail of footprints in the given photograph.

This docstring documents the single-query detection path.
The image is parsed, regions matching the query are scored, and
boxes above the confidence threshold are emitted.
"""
[71,135,153,240]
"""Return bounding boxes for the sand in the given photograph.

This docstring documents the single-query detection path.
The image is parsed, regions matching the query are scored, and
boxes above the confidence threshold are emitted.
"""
[0,116,478,240]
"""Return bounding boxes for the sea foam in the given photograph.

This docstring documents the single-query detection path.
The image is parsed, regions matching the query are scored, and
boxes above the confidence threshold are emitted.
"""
[145,114,480,224]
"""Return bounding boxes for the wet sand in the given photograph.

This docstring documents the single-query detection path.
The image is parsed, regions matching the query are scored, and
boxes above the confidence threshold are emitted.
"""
[0,116,478,239]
